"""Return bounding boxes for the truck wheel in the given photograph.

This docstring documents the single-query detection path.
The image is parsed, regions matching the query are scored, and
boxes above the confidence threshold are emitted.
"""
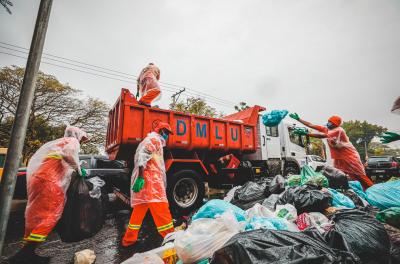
[167,170,205,215]
[283,165,299,177]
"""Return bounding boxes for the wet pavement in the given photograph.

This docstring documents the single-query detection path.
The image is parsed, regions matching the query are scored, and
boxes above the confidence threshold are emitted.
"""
[0,200,166,264]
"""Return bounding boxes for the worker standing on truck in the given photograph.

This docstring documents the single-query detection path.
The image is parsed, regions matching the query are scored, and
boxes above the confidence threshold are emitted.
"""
[290,113,374,190]
[380,96,400,144]
[9,126,88,263]
[137,63,161,107]
[122,122,175,247]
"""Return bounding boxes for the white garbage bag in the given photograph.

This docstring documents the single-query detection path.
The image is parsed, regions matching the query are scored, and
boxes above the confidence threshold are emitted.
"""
[245,203,275,220]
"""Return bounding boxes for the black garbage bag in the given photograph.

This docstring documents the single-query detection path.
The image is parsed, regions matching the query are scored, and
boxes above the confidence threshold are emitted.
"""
[340,189,367,208]
[324,209,391,264]
[269,174,285,195]
[211,229,359,264]
[277,185,332,214]
[230,180,269,210]
[316,165,349,189]
[57,174,106,242]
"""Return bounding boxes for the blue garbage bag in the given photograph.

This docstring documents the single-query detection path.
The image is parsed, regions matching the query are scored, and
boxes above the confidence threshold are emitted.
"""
[327,188,355,209]
[192,199,246,222]
[348,181,367,200]
[262,110,288,127]
[246,217,288,231]
[365,180,400,210]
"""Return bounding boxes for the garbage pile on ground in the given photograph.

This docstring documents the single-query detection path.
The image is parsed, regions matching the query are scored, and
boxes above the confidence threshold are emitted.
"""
[124,165,400,263]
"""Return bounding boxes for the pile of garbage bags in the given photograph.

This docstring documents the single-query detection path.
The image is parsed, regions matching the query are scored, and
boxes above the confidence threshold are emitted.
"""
[124,165,400,264]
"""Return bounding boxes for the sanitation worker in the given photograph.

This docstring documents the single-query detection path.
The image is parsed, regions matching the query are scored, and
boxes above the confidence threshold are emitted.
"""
[122,122,174,247]
[290,113,374,189]
[136,63,161,107]
[380,96,400,144]
[10,126,88,263]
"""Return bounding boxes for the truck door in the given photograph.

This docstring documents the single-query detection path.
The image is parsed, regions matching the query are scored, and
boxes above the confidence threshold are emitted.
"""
[265,126,281,159]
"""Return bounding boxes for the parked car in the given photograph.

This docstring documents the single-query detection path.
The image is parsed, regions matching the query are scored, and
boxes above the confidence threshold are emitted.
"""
[365,156,400,181]
[306,155,327,170]
[14,155,130,199]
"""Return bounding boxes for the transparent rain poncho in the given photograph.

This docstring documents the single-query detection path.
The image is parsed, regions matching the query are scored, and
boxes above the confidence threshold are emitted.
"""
[131,132,167,206]
[24,126,87,238]
[137,63,162,102]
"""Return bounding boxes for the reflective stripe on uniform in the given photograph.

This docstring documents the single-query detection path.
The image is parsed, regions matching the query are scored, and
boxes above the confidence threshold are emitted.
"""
[127,223,141,230]
[46,153,62,159]
[24,233,47,242]
[157,222,174,232]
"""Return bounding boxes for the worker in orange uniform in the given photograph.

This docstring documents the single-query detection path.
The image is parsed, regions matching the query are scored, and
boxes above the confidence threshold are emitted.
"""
[136,63,161,107]
[290,113,374,190]
[122,122,174,247]
[9,126,88,263]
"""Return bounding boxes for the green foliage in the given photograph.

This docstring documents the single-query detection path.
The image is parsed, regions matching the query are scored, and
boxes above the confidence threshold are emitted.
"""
[234,102,250,112]
[0,66,109,162]
[170,96,218,117]
[307,138,327,158]
[342,120,387,161]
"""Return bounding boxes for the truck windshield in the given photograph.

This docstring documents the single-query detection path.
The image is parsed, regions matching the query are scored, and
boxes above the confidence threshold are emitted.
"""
[289,132,305,147]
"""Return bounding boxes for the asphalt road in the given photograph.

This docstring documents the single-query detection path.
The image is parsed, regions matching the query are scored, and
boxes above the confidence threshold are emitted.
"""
[0,199,165,264]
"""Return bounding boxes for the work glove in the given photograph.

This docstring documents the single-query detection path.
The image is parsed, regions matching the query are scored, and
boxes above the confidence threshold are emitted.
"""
[80,168,87,178]
[292,127,308,136]
[289,113,300,121]
[380,131,400,144]
[132,176,145,193]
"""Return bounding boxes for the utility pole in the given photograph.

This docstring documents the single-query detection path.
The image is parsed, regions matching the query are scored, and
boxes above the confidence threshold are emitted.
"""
[171,87,185,107]
[0,0,53,255]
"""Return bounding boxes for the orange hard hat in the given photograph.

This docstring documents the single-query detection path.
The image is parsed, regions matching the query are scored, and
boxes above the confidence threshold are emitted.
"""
[154,122,174,135]
[328,115,342,127]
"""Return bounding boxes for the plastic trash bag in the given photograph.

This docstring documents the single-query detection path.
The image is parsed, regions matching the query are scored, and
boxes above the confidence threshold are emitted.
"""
[57,173,106,242]
[275,204,297,222]
[262,110,288,127]
[296,212,334,234]
[223,185,241,202]
[376,207,400,228]
[277,185,332,214]
[269,175,285,194]
[287,174,301,187]
[262,194,280,211]
[327,188,355,209]
[211,229,359,264]
[121,253,164,264]
[340,189,368,208]
[325,209,391,264]
[316,165,349,189]
[365,180,400,210]
[74,249,96,264]
[175,210,242,264]
[246,217,277,230]
[300,165,329,187]
[230,181,269,210]
[192,199,246,222]
[87,177,105,199]
[383,223,400,263]
[348,181,367,200]
[245,203,275,220]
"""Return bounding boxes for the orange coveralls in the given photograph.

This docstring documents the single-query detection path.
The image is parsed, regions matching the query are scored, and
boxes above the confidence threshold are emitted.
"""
[137,64,161,106]
[313,125,374,189]
[122,132,174,246]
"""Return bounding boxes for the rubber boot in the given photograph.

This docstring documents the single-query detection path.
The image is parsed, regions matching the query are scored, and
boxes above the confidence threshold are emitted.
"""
[8,242,50,264]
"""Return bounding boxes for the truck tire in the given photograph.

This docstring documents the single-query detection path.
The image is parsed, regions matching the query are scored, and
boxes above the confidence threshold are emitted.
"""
[283,165,299,177]
[167,169,205,215]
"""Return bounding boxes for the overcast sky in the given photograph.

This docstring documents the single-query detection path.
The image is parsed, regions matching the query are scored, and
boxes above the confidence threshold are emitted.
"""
[1,0,399,135]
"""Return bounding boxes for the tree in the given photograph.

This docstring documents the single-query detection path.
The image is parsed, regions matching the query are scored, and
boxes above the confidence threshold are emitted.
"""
[342,120,387,161]
[368,142,400,157]
[0,0,12,14]
[234,102,250,112]
[0,66,109,162]
[170,96,218,117]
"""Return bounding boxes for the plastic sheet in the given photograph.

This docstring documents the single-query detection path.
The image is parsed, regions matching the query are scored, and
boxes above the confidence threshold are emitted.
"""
[175,210,242,263]
[262,110,288,127]
[275,204,297,222]
[300,165,329,187]
[365,180,400,210]
[277,185,332,214]
[269,175,285,194]
[130,132,167,206]
[57,173,105,242]
[211,229,359,264]
[261,194,280,211]
[327,188,355,209]
[316,165,349,189]
[376,207,400,228]
[296,212,333,234]
[230,180,269,210]
[325,209,391,264]
[192,199,246,222]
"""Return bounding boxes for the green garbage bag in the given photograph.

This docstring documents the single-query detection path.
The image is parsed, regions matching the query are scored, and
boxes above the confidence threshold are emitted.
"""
[300,165,329,188]
[287,175,301,187]
[376,207,400,228]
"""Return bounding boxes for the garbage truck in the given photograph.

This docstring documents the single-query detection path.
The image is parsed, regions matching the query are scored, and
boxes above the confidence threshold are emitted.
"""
[106,88,330,213]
